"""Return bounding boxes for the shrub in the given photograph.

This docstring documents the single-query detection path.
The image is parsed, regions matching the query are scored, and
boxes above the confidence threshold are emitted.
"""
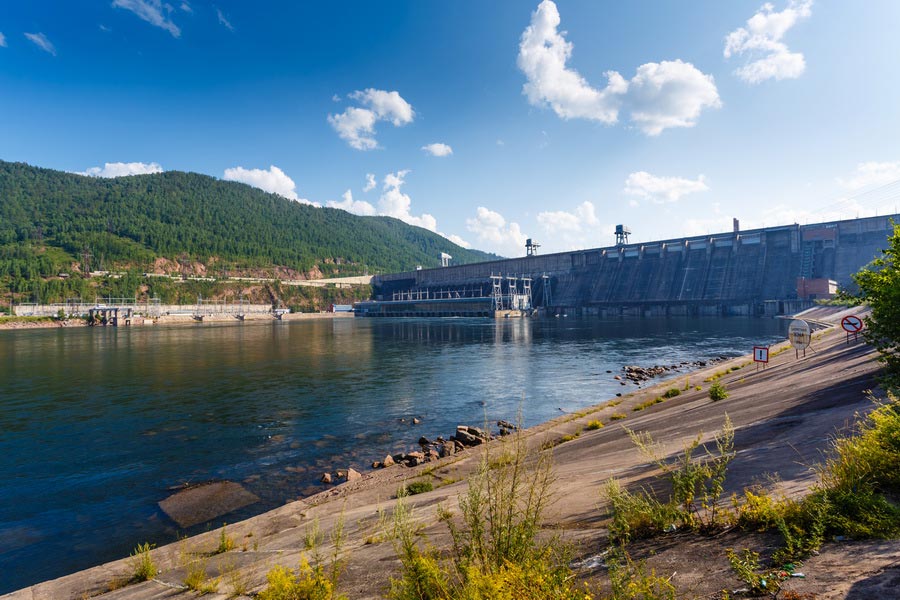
[128,542,158,582]
[403,480,434,496]
[633,397,664,411]
[709,382,728,402]
[183,556,218,594]
[663,388,681,399]
[603,479,681,543]
[607,550,676,600]
[586,420,604,430]
[610,413,626,421]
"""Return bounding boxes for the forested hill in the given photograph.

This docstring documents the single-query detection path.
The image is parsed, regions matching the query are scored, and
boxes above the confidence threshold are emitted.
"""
[0,160,497,281]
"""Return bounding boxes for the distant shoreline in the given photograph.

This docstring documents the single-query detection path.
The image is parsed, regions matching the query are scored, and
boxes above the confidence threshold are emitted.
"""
[0,311,354,331]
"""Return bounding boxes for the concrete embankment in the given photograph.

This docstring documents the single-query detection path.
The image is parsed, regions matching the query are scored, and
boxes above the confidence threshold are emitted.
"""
[0,311,353,331]
[6,307,899,599]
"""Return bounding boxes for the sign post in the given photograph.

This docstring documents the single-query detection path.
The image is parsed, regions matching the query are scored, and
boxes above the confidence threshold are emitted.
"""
[788,319,812,358]
[841,315,864,344]
[753,346,769,371]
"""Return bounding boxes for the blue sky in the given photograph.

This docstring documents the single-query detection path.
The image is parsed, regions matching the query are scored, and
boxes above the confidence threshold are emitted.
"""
[2,1,900,256]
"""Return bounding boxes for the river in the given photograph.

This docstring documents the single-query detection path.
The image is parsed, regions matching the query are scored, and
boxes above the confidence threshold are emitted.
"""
[0,316,788,592]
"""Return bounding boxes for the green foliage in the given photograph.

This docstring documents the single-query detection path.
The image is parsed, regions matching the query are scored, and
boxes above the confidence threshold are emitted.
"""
[852,221,900,390]
[0,160,497,302]
[586,420,604,430]
[259,517,347,600]
[183,555,218,595]
[610,413,626,421]
[403,480,434,496]
[603,479,682,543]
[258,561,346,600]
[662,388,681,399]
[607,550,676,600]
[128,542,158,582]
[217,524,235,554]
[387,432,591,599]
[709,382,729,402]
[633,397,665,411]
[726,548,785,596]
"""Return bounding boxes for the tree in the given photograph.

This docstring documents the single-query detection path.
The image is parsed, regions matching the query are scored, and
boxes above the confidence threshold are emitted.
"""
[853,220,900,390]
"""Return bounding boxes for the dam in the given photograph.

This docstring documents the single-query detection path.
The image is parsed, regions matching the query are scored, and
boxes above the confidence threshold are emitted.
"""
[359,214,899,317]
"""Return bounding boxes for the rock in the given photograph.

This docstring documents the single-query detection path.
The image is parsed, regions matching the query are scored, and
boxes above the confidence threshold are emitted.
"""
[616,393,622,397]
[497,420,519,431]
[426,449,440,461]
[454,428,481,446]
[346,468,361,482]
[439,442,456,457]
[158,481,260,529]
[321,473,332,484]
[418,436,431,446]
[453,440,465,452]
[412,417,421,425]
[613,375,621,380]
[383,454,395,467]
[372,461,382,469]
[404,451,425,467]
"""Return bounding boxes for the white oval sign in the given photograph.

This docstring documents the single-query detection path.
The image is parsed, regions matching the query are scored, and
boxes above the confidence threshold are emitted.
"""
[788,319,811,350]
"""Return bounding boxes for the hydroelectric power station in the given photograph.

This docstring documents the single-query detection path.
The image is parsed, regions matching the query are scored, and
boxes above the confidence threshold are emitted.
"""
[356,214,899,318]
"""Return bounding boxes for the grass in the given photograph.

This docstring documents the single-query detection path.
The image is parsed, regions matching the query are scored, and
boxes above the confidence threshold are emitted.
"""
[388,429,593,600]
[128,542,158,582]
[183,555,218,594]
[586,419,604,430]
[217,523,236,554]
[662,388,681,399]
[610,412,627,421]
[633,397,665,412]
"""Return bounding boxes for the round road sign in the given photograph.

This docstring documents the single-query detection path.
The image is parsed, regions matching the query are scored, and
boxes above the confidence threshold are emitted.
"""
[788,319,811,350]
[841,315,864,333]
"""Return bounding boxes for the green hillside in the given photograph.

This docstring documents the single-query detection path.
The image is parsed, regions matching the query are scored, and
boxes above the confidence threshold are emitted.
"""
[0,160,497,304]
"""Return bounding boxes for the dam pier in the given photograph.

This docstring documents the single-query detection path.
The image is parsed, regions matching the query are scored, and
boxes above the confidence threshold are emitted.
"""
[360,215,899,318]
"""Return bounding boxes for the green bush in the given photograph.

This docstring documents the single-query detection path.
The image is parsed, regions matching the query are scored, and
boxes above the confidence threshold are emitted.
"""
[403,480,434,496]
[662,388,681,399]
[709,382,728,401]
[586,420,604,430]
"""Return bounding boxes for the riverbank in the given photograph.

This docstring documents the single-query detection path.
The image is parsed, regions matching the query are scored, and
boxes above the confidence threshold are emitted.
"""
[6,307,897,599]
[0,311,354,331]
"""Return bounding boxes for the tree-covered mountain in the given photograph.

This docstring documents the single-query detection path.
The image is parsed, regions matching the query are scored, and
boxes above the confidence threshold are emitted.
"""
[0,160,498,302]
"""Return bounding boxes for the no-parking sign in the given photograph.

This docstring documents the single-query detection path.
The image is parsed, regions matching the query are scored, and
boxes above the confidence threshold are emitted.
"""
[841,315,863,333]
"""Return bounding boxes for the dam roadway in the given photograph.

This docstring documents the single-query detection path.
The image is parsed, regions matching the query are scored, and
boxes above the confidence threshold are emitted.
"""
[369,214,899,317]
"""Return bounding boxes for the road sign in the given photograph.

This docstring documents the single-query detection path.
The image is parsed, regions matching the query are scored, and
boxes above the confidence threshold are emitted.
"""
[788,319,811,357]
[841,315,864,333]
[753,346,769,363]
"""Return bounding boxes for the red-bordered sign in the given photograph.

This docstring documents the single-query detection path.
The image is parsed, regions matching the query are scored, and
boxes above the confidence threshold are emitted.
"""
[753,346,769,363]
[841,315,864,333]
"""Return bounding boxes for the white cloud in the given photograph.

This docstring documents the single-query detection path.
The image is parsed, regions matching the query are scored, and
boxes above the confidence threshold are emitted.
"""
[216,8,234,31]
[422,143,453,157]
[517,1,720,135]
[112,0,181,38]
[446,234,472,249]
[327,189,377,216]
[724,1,812,84]
[378,170,437,231]
[466,207,528,256]
[537,201,600,233]
[180,2,192,13]
[0,32,7,48]
[363,173,376,192]
[328,89,414,150]
[624,171,709,204]
[837,161,900,191]
[223,165,318,205]
[80,161,163,177]
[24,32,56,55]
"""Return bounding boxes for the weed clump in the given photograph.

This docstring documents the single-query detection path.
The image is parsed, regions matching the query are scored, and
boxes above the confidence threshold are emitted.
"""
[259,516,347,599]
[586,420,604,430]
[662,388,681,399]
[128,542,158,582]
[610,412,626,421]
[388,431,591,599]
[217,523,235,554]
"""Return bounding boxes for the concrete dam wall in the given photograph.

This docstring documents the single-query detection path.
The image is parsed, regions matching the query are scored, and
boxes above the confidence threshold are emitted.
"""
[371,214,898,317]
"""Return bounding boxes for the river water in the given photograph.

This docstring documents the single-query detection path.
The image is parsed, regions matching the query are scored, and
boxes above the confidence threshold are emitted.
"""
[0,316,788,592]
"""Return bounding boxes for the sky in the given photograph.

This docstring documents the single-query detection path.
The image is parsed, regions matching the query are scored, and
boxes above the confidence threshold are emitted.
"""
[2,1,900,257]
